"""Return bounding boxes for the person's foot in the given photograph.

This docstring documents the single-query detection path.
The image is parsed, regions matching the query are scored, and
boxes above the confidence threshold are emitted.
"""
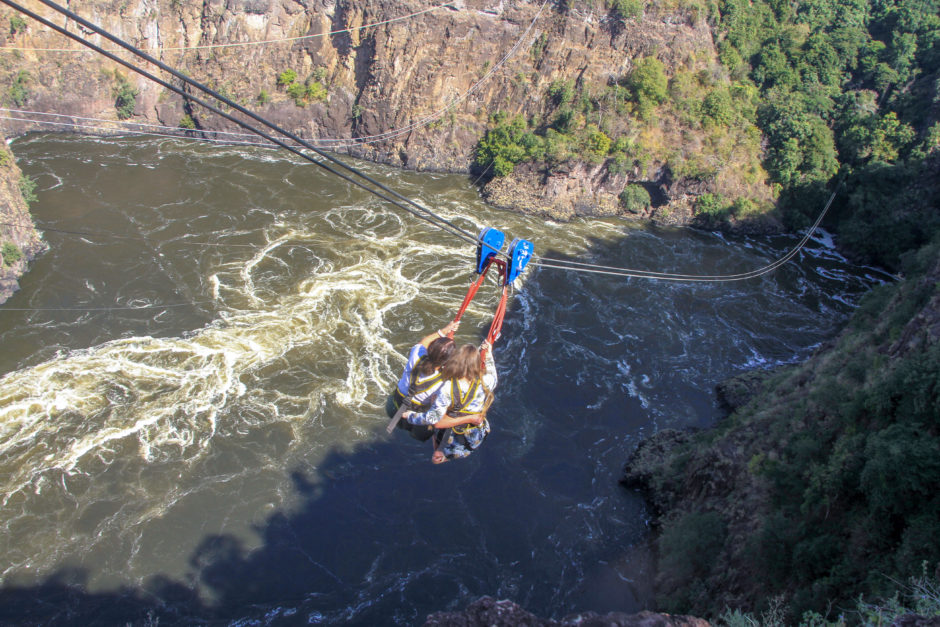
[432,451,448,464]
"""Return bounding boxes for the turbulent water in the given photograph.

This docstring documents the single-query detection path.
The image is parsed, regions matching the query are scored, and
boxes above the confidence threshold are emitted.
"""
[0,134,889,624]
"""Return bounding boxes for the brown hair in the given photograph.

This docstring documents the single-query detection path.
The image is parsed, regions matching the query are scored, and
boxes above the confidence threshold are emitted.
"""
[441,344,482,381]
[417,337,455,376]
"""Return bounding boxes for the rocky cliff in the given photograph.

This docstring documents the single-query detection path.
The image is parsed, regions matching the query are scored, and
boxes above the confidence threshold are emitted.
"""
[0,0,769,224]
[0,130,46,304]
[620,233,940,619]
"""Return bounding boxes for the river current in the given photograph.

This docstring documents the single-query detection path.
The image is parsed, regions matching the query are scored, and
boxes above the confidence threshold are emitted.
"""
[0,134,887,624]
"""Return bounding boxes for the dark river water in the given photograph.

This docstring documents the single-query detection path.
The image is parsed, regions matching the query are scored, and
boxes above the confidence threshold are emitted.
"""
[0,134,889,625]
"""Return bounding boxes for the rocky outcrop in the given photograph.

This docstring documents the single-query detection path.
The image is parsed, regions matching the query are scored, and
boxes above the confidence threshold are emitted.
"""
[424,596,710,627]
[0,134,46,305]
[0,0,760,221]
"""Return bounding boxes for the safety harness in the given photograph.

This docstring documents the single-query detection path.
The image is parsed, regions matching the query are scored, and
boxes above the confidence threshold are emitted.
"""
[404,356,445,410]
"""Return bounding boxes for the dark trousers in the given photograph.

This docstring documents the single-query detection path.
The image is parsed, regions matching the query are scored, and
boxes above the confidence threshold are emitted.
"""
[386,390,434,442]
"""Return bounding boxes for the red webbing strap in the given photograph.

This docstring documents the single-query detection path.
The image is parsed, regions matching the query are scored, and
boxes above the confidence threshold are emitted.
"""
[448,260,495,338]
[480,283,509,366]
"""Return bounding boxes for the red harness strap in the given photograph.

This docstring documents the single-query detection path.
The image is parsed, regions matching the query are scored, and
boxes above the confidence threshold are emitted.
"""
[448,257,509,366]
[448,258,506,338]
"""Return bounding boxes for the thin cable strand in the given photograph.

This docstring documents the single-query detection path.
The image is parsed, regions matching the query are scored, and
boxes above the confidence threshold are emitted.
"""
[0,2,452,52]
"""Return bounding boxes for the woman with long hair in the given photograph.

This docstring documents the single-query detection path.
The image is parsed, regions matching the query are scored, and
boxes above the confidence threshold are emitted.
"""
[387,320,459,441]
[403,340,496,463]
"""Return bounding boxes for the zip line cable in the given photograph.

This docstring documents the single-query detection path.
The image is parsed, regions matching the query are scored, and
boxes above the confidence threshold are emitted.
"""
[532,183,842,282]
[0,0,849,300]
[11,0,528,256]
[0,2,454,53]
[0,0,483,253]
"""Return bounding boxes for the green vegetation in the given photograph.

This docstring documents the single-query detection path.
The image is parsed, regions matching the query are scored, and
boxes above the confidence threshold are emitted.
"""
[643,237,940,621]
[718,568,940,626]
[276,69,297,87]
[112,72,138,120]
[619,183,650,213]
[257,89,270,105]
[474,50,771,219]
[714,0,940,267]
[18,174,37,206]
[609,0,642,20]
[9,14,27,35]
[1,242,22,267]
[7,69,29,107]
[178,114,195,130]
[276,69,328,107]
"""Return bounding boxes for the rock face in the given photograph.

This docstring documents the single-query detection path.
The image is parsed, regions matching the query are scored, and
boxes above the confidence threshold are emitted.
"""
[424,596,711,627]
[0,1,729,205]
[0,134,46,305]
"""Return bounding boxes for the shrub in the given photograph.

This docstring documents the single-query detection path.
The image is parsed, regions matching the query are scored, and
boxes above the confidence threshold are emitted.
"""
[9,14,27,35]
[610,0,642,19]
[257,89,270,105]
[702,88,734,127]
[626,57,668,120]
[548,79,575,107]
[474,113,527,176]
[585,124,612,156]
[619,184,650,213]
[18,174,37,206]
[8,69,29,107]
[305,81,327,103]
[276,69,297,86]
[2,242,22,267]
[178,114,195,130]
[112,72,138,120]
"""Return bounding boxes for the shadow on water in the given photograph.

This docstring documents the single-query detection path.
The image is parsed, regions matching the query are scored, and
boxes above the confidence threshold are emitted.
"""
[0,248,660,626]
[0,222,874,626]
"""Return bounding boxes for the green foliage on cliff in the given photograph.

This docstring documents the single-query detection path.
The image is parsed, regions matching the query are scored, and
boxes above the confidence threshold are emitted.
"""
[714,0,940,266]
[112,72,138,120]
[7,69,30,107]
[619,184,651,213]
[643,238,940,621]
[474,113,543,177]
[9,14,27,35]
[609,0,642,20]
[18,174,37,206]
[1,242,22,267]
[277,69,328,107]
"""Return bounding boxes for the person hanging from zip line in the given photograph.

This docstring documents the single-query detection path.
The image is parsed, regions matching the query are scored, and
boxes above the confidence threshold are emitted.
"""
[386,319,461,442]
[402,339,496,464]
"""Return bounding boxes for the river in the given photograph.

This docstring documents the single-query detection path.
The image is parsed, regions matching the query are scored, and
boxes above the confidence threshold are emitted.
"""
[0,134,888,624]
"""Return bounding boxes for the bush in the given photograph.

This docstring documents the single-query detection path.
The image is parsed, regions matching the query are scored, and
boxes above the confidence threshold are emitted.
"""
[627,57,668,108]
[257,89,270,105]
[2,242,22,267]
[18,174,37,206]
[548,79,575,107]
[9,14,27,35]
[610,0,642,19]
[584,124,611,157]
[276,69,297,87]
[8,70,29,107]
[619,184,651,213]
[178,114,195,130]
[474,113,539,177]
[112,73,138,120]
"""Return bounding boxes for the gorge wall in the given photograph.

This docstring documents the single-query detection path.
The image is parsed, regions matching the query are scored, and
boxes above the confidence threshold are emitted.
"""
[0,132,45,304]
[0,0,758,219]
